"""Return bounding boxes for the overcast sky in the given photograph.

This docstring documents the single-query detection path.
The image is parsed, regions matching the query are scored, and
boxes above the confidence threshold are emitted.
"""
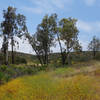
[0,0,100,51]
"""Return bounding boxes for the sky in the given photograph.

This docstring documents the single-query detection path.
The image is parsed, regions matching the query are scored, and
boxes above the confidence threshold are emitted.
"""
[0,0,100,51]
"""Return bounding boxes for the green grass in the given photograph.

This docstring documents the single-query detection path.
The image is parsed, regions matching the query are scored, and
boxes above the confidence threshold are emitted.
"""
[1,61,100,100]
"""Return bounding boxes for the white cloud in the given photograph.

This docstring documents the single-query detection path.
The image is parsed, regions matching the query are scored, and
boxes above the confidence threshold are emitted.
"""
[22,7,43,14]
[77,20,100,50]
[34,0,55,13]
[51,40,66,53]
[24,0,73,14]
[77,20,92,32]
[84,0,96,6]
[51,40,88,52]
[77,20,100,33]
[79,40,89,51]
[51,0,72,9]
[0,35,35,55]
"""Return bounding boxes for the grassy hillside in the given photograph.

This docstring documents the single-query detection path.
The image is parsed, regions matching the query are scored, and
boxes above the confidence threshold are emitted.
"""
[0,61,100,100]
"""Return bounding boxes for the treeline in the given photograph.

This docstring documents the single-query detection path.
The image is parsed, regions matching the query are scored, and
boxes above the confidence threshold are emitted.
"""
[26,14,82,66]
[0,6,100,66]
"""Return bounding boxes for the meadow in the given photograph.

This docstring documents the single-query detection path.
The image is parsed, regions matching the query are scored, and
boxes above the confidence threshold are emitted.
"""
[0,60,100,100]
[0,4,100,100]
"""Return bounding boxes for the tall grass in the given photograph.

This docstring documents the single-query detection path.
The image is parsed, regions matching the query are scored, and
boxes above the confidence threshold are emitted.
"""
[0,67,100,100]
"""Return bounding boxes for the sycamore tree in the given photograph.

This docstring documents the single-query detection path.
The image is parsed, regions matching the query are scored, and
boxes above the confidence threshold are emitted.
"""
[29,14,57,65]
[59,17,79,65]
[88,36,100,58]
[1,6,27,64]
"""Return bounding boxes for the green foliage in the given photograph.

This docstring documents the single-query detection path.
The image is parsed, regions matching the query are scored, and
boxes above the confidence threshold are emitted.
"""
[0,71,11,84]
[59,17,79,65]
[24,68,34,74]
[94,52,100,60]
[0,54,4,64]
[1,6,28,64]
[15,56,27,64]
[0,63,48,84]
[0,72,4,84]
[71,52,92,62]
[88,36,100,58]
[29,14,57,65]
[0,65,7,72]
[4,74,11,82]
[54,67,75,76]
[73,40,82,52]
[39,65,47,71]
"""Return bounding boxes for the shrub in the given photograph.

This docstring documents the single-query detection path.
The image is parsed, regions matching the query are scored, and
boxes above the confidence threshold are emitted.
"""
[0,72,4,84]
[94,53,100,60]
[0,54,4,64]
[39,65,47,71]
[4,74,11,82]
[24,68,34,74]
[71,52,92,62]
[0,65,7,72]
[15,56,27,64]
[6,67,16,76]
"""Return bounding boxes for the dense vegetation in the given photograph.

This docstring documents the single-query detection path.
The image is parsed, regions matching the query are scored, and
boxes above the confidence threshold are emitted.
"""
[1,61,100,100]
[0,6,100,100]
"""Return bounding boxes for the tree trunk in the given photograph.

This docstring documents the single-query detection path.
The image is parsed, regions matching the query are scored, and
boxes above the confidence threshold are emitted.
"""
[6,48,8,65]
[11,36,14,64]
[57,32,66,65]
[45,50,48,65]
[4,36,8,65]
[47,53,48,65]
[67,53,71,65]
[93,50,96,58]
[37,55,43,65]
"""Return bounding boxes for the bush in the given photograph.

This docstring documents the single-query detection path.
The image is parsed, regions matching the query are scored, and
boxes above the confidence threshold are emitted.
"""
[24,68,34,74]
[0,72,4,84]
[71,52,92,62]
[0,63,48,84]
[39,65,47,71]
[0,54,4,64]
[6,67,16,76]
[4,74,11,82]
[94,53,100,60]
[15,56,27,64]
[0,65,8,72]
